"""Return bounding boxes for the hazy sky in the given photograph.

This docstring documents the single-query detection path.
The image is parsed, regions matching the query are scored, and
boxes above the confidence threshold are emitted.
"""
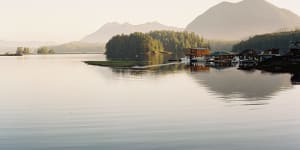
[0,0,299,43]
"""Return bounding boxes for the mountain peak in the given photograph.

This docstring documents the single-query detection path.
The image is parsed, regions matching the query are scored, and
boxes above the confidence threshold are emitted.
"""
[240,0,266,3]
[81,22,183,43]
[186,0,300,40]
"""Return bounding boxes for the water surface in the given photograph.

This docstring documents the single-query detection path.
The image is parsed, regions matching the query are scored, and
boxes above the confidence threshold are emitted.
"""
[0,54,299,150]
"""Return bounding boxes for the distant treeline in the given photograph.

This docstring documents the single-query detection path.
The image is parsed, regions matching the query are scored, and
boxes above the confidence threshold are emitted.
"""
[37,47,55,54]
[208,40,238,52]
[106,31,208,59]
[233,30,300,53]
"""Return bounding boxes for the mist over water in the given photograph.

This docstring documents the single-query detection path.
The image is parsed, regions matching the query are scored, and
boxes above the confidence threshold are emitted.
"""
[0,54,299,150]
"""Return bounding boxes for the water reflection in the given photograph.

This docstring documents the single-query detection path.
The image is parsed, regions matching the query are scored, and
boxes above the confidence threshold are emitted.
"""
[291,73,300,85]
[111,63,189,77]
[258,66,300,86]
[106,62,294,105]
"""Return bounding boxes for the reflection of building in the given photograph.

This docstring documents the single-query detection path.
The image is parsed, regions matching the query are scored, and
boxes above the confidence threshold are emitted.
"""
[190,63,210,72]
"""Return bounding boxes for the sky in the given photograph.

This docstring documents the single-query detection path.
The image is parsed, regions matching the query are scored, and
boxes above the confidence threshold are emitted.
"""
[0,0,299,43]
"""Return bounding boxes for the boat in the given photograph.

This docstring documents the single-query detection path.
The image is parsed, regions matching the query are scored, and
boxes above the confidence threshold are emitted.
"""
[231,57,239,64]
[191,56,207,62]
[238,60,257,70]
[180,57,190,63]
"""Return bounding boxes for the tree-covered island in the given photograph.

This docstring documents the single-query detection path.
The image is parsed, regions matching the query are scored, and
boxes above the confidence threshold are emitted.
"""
[85,31,208,67]
[106,31,208,60]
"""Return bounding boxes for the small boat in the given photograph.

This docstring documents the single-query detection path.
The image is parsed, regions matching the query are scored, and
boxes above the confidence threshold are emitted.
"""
[180,57,190,63]
[206,57,215,62]
[190,56,206,62]
[231,57,239,64]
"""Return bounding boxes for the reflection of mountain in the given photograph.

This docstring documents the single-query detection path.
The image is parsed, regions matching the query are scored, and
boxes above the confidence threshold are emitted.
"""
[190,67,293,103]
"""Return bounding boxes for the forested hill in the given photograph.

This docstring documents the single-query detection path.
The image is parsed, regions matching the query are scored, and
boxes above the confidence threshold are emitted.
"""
[232,30,300,53]
[106,31,208,59]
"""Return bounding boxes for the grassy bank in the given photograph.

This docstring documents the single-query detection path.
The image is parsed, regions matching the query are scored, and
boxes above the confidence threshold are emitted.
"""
[84,60,148,68]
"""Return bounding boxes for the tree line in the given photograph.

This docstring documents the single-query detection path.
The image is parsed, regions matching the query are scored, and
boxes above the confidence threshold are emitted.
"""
[232,30,300,53]
[16,47,31,55]
[106,31,208,59]
[106,32,163,59]
[14,47,55,55]
[37,47,55,54]
[148,31,208,57]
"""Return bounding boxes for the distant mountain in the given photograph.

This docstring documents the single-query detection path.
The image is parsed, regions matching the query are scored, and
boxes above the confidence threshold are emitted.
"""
[81,22,183,43]
[186,0,300,40]
[49,41,105,54]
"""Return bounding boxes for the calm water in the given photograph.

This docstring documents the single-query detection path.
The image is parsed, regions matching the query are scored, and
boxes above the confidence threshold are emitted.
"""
[0,54,299,150]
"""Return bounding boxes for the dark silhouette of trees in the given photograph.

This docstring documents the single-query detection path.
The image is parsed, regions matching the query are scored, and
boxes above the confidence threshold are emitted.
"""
[233,30,300,53]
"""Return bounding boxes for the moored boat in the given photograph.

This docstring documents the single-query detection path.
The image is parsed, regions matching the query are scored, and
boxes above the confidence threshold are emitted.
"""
[238,60,257,70]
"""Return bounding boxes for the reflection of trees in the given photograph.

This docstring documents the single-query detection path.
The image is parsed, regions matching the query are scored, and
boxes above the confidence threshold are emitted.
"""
[110,54,188,77]
[258,66,300,85]
[147,54,166,66]
[190,68,293,104]
[291,73,300,85]
[111,63,189,77]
